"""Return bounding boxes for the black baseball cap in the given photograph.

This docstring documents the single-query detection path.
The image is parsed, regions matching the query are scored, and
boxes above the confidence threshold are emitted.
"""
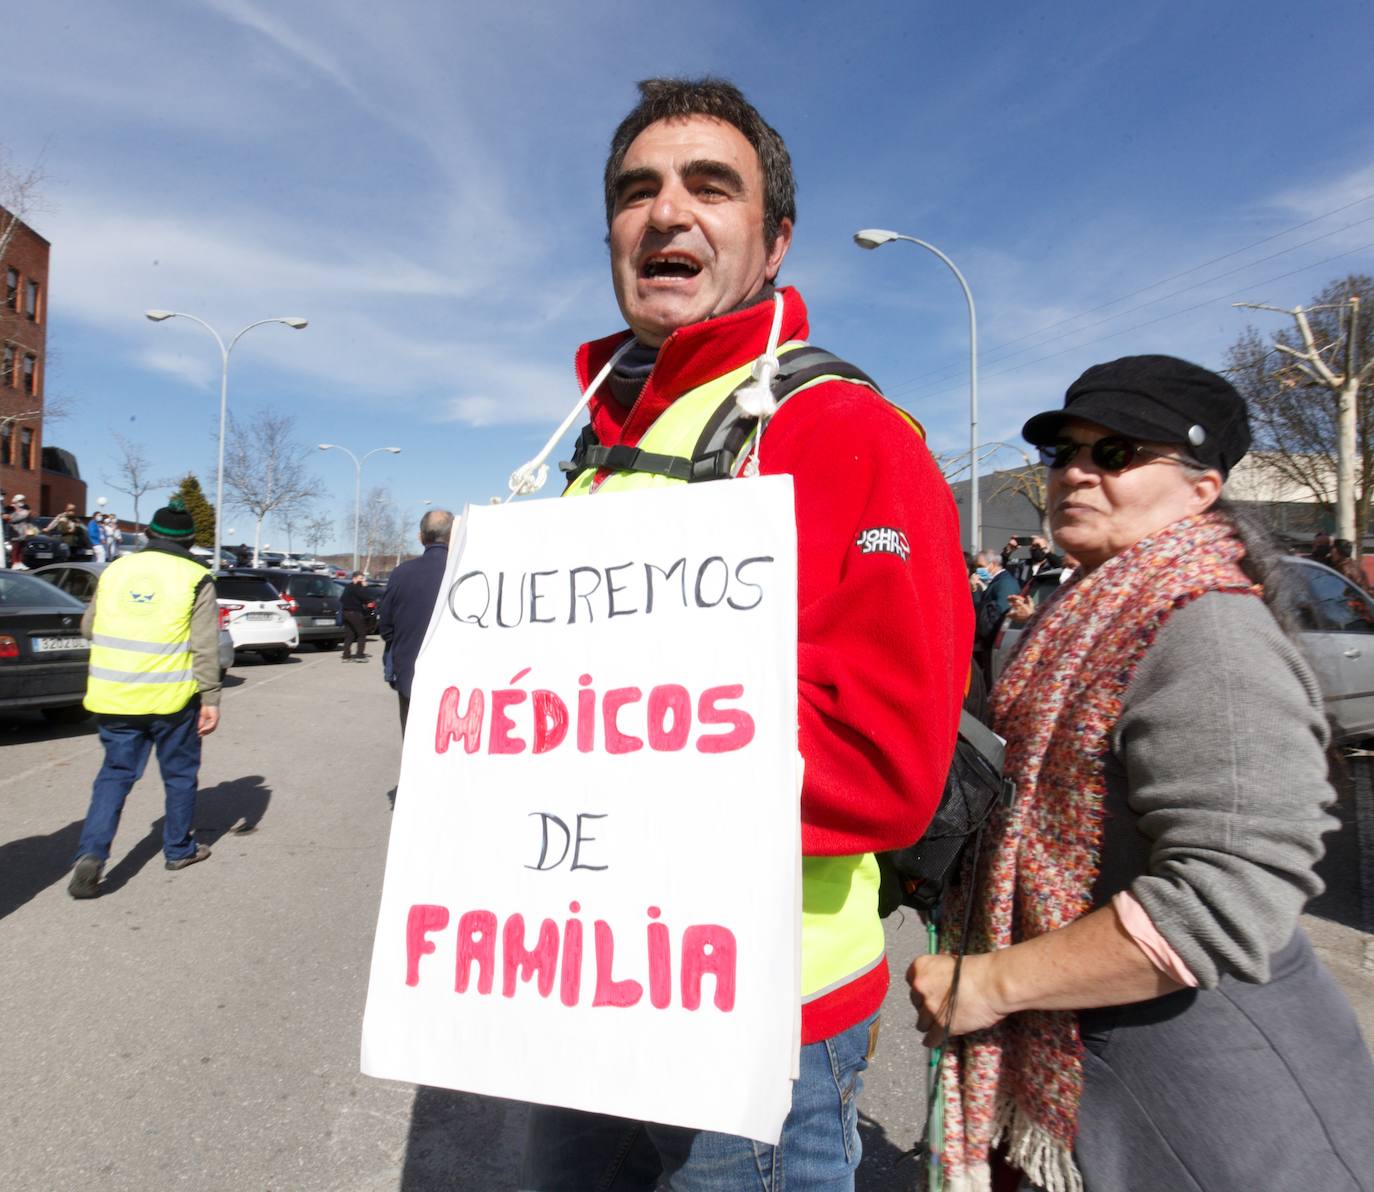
[1022,354,1251,477]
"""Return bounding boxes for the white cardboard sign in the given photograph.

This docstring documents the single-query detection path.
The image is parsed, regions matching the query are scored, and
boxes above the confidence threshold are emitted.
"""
[361,477,800,1144]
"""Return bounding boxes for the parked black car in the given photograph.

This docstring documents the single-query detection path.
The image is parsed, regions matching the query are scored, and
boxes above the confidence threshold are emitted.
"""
[19,533,71,570]
[230,567,345,649]
[0,570,91,722]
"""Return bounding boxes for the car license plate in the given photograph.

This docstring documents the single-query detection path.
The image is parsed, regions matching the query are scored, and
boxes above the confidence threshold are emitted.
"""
[246,611,277,621]
[313,617,335,625]
[34,636,90,652]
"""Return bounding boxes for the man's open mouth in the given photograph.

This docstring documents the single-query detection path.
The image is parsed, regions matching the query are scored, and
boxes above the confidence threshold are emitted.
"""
[641,254,702,279]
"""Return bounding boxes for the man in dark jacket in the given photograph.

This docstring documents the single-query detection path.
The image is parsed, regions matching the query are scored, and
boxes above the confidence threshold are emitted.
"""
[340,572,372,661]
[377,509,453,730]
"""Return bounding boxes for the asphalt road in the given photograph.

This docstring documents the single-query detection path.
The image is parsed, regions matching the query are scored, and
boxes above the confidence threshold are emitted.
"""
[0,647,1370,1191]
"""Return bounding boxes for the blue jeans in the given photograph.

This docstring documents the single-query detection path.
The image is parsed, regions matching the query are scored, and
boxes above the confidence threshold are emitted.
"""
[519,1013,876,1191]
[74,700,203,863]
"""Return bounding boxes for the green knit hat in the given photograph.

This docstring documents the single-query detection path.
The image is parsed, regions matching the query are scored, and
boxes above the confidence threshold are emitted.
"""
[148,497,196,540]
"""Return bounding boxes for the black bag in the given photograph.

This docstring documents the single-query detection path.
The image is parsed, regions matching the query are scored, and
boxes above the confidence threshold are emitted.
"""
[876,709,1014,916]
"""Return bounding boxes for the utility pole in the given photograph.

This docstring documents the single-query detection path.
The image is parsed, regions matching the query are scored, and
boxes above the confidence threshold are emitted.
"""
[1234,298,1373,549]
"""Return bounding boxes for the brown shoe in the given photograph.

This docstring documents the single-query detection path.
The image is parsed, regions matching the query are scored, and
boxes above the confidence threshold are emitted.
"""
[165,844,212,871]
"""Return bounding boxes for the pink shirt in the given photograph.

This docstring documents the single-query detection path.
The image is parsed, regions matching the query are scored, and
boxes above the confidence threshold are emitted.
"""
[1113,891,1199,987]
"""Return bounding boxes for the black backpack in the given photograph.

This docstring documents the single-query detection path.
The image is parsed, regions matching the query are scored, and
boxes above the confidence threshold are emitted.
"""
[876,702,1014,917]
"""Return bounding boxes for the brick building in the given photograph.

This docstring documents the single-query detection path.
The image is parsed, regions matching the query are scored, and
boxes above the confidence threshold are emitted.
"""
[1,204,85,518]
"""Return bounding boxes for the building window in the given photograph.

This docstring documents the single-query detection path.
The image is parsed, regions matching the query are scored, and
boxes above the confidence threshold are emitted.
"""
[4,268,16,310]
[20,426,33,468]
[1,422,11,465]
[22,353,36,395]
[24,280,38,320]
[2,344,13,386]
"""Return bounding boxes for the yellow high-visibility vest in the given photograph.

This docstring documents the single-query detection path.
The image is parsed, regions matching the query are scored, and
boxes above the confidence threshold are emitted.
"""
[84,549,206,716]
[565,344,889,1004]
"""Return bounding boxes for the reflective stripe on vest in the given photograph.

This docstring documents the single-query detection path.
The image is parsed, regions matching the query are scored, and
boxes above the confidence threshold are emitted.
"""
[85,550,205,716]
[564,348,888,999]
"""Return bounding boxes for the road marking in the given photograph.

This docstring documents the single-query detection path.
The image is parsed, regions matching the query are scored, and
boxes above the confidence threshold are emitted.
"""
[221,653,329,699]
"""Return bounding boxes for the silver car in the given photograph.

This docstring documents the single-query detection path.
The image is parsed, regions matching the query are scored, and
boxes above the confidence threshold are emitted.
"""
[1280,556,1374,740]
[30,561,236,677]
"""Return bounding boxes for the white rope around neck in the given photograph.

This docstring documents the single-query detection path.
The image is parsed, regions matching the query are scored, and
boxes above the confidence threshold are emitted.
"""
[502,291,786,500]
[731,291,785,478]
[503,336,638,501]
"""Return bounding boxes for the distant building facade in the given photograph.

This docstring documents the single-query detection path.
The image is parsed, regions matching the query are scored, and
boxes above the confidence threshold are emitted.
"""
[1,205,85,516]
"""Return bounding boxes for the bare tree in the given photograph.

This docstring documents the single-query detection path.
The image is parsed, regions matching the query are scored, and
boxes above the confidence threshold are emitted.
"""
[364,488,401,576]
[0,144,47,263]
[103,433,174,532]
[221,410,319,566]
[303,512,334,557]
[1227,275,1374,546]
[989,461,1050,536]
[346,484,402,577]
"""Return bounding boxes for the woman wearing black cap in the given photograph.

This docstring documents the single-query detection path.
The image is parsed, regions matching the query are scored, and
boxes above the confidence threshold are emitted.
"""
[909,355,1374,1192]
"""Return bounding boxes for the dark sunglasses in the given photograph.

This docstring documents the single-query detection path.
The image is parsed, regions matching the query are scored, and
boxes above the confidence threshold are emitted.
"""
[1038,436,1191,473]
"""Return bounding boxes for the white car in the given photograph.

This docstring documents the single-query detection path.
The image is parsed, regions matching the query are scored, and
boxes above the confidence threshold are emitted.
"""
[990,556,1374,743]
[214,573,299,663]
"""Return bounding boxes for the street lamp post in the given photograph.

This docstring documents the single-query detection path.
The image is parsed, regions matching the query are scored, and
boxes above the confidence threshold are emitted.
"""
[144,311,307,569]
[853,229,979,553]
[317,444,402,573]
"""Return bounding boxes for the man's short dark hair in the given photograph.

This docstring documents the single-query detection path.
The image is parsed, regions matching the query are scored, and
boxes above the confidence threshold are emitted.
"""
[419,509,454,546]
[603,77,796,255]
[351,571,364,580]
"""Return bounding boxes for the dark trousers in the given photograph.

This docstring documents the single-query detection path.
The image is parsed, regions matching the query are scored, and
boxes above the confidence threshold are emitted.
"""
[342,610,367,657]
[398,693,410,733]
[75,700,203,863]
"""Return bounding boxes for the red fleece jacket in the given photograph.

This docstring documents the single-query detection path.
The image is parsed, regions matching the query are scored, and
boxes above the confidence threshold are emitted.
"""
[575,287,973,1041]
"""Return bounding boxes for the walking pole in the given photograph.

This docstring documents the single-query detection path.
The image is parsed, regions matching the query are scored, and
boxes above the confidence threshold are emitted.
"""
[927,917,946,1192]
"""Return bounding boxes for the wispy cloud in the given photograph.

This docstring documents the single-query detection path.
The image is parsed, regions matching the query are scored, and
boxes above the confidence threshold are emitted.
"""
[201,0,363,99]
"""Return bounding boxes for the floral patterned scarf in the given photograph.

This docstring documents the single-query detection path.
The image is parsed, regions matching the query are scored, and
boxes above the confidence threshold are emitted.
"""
[938,512,1256,1192]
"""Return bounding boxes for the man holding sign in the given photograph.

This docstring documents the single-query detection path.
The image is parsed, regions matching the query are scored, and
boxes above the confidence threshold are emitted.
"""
[519,78,973,1187]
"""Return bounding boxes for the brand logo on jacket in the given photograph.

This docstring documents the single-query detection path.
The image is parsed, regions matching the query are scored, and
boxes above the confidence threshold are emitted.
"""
[854,527,910,562]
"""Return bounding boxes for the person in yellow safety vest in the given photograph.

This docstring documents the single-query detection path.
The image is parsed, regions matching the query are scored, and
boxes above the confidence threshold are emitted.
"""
[68,498,223,899]
[518,79,973,1191]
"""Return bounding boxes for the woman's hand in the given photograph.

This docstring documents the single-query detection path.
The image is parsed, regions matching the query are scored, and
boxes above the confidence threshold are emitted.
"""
[907,952,1008,1047]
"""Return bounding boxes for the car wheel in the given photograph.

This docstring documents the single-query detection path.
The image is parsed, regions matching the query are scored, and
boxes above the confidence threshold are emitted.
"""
[267,649,290,664]
[42,704,91,725]
[317,640,340,651]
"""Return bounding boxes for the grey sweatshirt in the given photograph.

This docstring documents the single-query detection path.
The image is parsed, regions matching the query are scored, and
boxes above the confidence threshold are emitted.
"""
[1095,591,1337,987]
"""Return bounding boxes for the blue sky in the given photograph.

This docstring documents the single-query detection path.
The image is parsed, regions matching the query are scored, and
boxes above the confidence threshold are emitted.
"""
[9,0,1374,553]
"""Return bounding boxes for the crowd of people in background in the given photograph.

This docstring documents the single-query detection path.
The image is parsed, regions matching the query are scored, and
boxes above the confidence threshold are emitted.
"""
[1307,529,1371,591]
[1,493,125,568]
[0,494,125,568]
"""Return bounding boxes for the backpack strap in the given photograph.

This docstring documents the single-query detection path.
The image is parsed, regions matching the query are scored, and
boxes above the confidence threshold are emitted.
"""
[687,347,882,482]
[559,346,887,485]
